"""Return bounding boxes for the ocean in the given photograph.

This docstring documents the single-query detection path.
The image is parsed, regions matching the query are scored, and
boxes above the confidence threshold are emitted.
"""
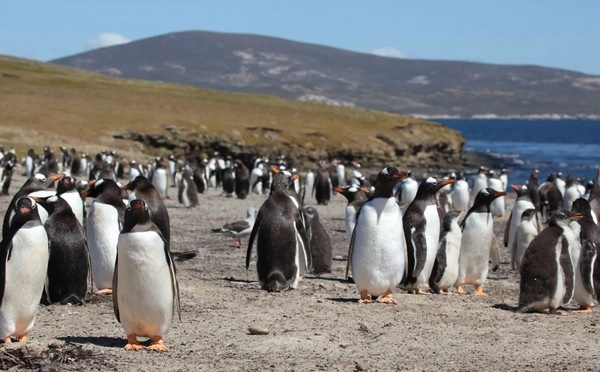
[433,118,600,187]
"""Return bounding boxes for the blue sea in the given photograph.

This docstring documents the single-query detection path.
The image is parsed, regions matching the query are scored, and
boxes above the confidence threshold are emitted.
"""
[433,118,600,186]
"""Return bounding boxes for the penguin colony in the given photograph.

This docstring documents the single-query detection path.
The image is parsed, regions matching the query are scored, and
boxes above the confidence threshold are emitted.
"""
[1,144,600,352]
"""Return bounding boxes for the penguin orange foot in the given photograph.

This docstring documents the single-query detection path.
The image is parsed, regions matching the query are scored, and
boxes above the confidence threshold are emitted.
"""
[95,289,113,295]
[416,288,429,295]
[148,336,168,351]
[377,290,398,304]
[18,334,27,343]
[358,290,373,304]
[573,306,593,314]
[474,284,488,296]
[455,285,467,294]
[3,337,11,344]
[124,334,144,351]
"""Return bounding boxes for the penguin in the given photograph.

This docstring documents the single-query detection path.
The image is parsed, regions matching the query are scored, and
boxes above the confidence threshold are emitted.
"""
[588,167,600,223]
[168,154,177,187]
[246,170,311,292]
[487,170,505,218]
[314,162,332,206]
[234,160,250,200]
[470,166,488,205]
[0,197,49,343]
[151,158,168,199]
[571,198,600,312]
[177,169,199,208]
[212,207,255,249]
[336,161,346,187]
[193,164,208,194]
[505,184,538,269]
[303,170,315,204]
[402,177,455,294]
[335,185,368,242]
[304,206,333,275]
[555,172,566,197]
[429,210,463,294]
[56,176,85,227]
[69,148,82,177]
[539,174,563,220]
[563,176,582,211]
[129,160,141,181]
[35,195,89,305]
[395,170,418,207]
[527,169,542,215]
[122,175,170,245]
[0,160,15,195]
[113,199,180,351]
[512,208,539,270]
[84,178,125,295]
[25,149,35,178]
[455,188,506,296]
[250,164,264,195]
[499,168,509,192]
[348,167,406,303]
[451,173,470,212]
[518,211,581,314]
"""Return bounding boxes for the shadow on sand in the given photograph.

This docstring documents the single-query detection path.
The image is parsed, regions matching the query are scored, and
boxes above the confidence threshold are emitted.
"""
[58,336,125,349]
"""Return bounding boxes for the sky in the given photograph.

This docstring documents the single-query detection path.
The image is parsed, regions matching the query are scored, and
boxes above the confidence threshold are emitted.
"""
[1,1,599,75]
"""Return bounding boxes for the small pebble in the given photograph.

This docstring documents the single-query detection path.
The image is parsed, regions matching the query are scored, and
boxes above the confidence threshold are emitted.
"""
[248,326,270,335]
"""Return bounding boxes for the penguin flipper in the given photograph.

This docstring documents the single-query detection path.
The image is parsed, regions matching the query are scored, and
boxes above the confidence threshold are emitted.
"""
[166,249,182,321]
[580,239,597,297]
[112,255,120,323]
[345,222,357,280]
[560,236,575,304]
[246,213,261,270]
[411,221,428,279]
[504,211,512,247]
[431,237,448,285]
[296,210,312,274]
[489,234,501,272]
[0,240,11,307]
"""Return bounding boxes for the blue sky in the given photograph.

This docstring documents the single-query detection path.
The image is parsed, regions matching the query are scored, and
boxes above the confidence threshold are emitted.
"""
[2,1,599,75]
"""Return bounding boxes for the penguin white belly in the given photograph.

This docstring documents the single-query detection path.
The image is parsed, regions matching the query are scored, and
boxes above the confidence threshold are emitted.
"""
[117,232,173,337]
[563,187,581,210]
[345,206,357,241]
[488,180,505,218]
[60,191,85,227]
[457,214,493,286]
[514,222,538,269]
[25,157,33,177]
[152,169,168,198]
[436,232,462,290]
[0,225,49,339]
[507,200,535,257]
[416,205,441,288]
[130,168,140,181]
[400,181,418,205]
[452,181,470,211]
[351,198,404,297]
[87,202,120,290]
[181,179,191,207]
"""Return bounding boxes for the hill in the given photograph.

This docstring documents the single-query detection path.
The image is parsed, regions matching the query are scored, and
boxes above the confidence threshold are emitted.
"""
[52,30,600,117]
[0,55,463,169]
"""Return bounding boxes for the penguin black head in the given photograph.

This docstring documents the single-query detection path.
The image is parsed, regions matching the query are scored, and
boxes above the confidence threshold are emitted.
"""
[571,198,593,220]
[510,184,529,198]
[270,168,296,193]
[123,175,153,192]
[472,188,506,208]
[549,210,582,227]
[56,176,77,195]
[304,206,320,221]
[417,177,455,199]
[13,197,40,224]
[334,185,368,203]
[82,178,122,199]
[442,210,462,231]
[373,167,406,198]
[520,208,537,222]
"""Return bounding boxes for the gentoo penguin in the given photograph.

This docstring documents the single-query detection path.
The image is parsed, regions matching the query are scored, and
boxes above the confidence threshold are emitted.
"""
[539,174,563,220]
[234,160,250,200]
[588,167,600,223]
[0,161,15,195]
[56,176,85,227]
[151,157,168,199]
[518,211,581,314]
[349,167,406,303]
[123,176,170,245]
[402,177,455,294]
[193,164,208,194]
[35,195,89,305]
[451,172,470,212]
[129,160,141,181]
[84,178,125,295]
[336,161,346,187]
[505,184,537,268]
[303,170,315,204]
[0,197,49,343]
[177,169,199,208]
[512,208,539,270]
[212,207,255,249]
[395,170,418,207]
[571,198,600,312]
[250,164,264,195]
[429,210,463,294]
[246,170,311,292]
[25,149,36,178]
[563,176,582,211]
[499,169,509,192]
[168,154,177,187]
[455,188,506,296]
[114,199,180,351]
[555,172,566,197]
[487,170,505,218]
[470,166,488,205]
[527,169,542,215]
[69,148,82,177]
[314,162,332,206]
[304,206,333,275]
[335,185,368,241]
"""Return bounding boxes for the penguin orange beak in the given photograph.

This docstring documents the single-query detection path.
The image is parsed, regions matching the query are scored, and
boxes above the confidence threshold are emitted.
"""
[121,183,132,192]
[495,191,507,197]
[48,173,65,182]
[361,187,370,193]
[271,167,280,174]
[437,179,456,191]
[293,174,299,181]
[20,207,31,214]
[334,186,345,193]
[394,171,407,180]
[81,180,96,198]
[510,184,521,192]
[569,212,584,221]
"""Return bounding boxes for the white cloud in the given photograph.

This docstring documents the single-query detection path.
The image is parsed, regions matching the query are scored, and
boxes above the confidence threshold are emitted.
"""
[87,33,131,50]
[371,47,406,59]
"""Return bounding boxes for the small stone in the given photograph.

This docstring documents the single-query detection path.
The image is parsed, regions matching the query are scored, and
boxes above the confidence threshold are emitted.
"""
[248,326,270,335]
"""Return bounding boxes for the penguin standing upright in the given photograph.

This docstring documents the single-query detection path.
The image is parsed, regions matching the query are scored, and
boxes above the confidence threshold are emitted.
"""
[402,177,455,294]
[25,149,36,178]
[487,170,506,218]
[57,176,85,227]
[303,170,315,204]
[505,184,538,269]
[563,176,582,211]
[587,167,600,223]
[499,169,509,192]
[234,160,250,200]
[84,178,125,294]
[335,185,368,241]
[0,198,49,343]
[571,198,600,312]
[314,162,332,206]
[470,166,489,205]
[395,170,418,207]
[0,161,15,195]
[246,170,311,292]
[429,210,463,294]
[455,188,506,296]
[177,169,199,208]
[518,211,582,314]
[304,206,333,275]
[349,167,406,304]
[114,199,180,351]
[36,195,89,305]
[168,154,177,187]
[123,176,170,245]
[151,158,168,199]
[451,173,470,212]
[512,208,539,270]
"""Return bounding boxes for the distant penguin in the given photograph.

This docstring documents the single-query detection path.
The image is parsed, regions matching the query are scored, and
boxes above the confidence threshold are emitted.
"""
[193,164,208,194]
[499,169,509,192]
[314,163,332,206]
[336,162,346,187]
[151,158,168,199]
[234,160,250,200]
[114,199,180,351]
[555,172,566,197]
[246,170,311,291]
[129,160,141,181]
[0,197,49,344]
[451,173,470,212]
[527,169,542,214]
[56,176,85,227]
[69,148,82,177]
[512,208,539,270]
[303,170,315,204]
[396,170,418,207]
[505,184,537,269]
[336,185,368,241]
[571,198,600,311]
[84,178,125,294]
[304,206,332,275]
[563,176,582,211]
[518,211,580,314]
[25,149,35,178]
[539,175,563,219]
[123,176,170,246]
[349,167,406,303]
[36,195,88,305]
[168,154,177,187]
[588,167,600,223]
[250,165,264,195]
[470,166,489,205]
[177,169,199,207]
[487,170,505,218]
[0,161,15,195]
[455,188,505,296]
[402,177,455,294]
[429,210,463,294]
